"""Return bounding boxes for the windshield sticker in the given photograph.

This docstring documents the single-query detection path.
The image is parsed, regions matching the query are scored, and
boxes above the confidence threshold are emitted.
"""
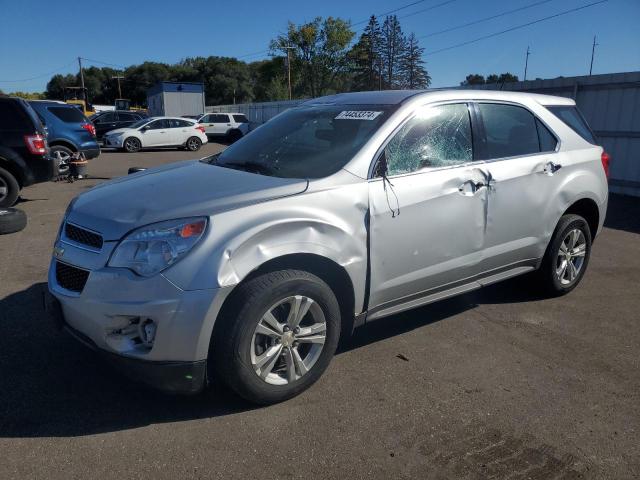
[335,111,383,121]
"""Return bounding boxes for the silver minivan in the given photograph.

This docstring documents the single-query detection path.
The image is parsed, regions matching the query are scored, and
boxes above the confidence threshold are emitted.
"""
[48,90,609,404]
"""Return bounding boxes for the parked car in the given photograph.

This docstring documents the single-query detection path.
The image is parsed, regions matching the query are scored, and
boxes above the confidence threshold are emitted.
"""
[48,90,609,404]
[28,100,100,174]
[102,117,208,152]
[90,110,147,140]
[0,96,56,207]
[197,112,249,142]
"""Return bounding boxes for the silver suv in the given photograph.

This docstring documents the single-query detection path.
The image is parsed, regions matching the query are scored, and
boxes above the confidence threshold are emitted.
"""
[48,90,609,404]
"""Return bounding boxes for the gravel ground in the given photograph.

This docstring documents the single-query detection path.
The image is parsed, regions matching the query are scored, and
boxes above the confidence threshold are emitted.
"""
[0,144,638,479]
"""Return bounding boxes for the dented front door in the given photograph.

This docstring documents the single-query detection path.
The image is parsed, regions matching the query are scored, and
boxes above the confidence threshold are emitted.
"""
[367,167,488,311]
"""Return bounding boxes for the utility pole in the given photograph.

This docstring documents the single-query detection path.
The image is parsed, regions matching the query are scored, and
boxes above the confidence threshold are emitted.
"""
[282,45,295,100]
[112,75,124,98]
[77,56,85,100]
[524,46,531,81]
[589,35,598,76]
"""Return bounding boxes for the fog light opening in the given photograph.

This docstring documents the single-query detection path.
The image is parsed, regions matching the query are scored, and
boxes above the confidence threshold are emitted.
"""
[138,318,157,348]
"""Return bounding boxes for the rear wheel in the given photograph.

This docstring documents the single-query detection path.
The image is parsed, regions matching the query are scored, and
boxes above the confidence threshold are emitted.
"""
[123,137,141,153]
[186,136,202,151]
[0,166,20,208]
[50,145,73,175]
[212,270,341,404]
[539,214,592,295]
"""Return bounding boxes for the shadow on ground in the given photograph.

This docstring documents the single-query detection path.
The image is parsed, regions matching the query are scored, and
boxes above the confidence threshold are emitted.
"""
[0,274,543,439]
[604,193,640,234]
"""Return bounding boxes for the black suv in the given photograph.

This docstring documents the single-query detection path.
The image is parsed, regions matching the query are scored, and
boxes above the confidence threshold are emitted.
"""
[90,110,147,140]
[0,96,56,207]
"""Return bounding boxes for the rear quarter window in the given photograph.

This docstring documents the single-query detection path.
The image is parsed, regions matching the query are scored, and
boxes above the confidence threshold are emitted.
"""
[233,114,248,123]
[547,106,596,144]
[48,106,87,123]
[0,100,32,130]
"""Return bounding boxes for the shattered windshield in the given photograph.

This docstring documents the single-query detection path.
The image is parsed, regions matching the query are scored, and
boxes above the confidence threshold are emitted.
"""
[384,103,473,176]
[206,104,394,178]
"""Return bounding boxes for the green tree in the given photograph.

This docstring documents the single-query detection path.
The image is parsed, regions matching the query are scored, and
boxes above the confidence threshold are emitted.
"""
[380,15,406,89]
[6,91,46,100]
[271,16,354,97]
[399,33,430,89]
[349,15,382,91]
[461,74,486,86]
[45,73,78,100]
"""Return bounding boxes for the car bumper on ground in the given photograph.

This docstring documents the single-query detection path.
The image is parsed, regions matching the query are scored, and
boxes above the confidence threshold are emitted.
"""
[47,250,233,394]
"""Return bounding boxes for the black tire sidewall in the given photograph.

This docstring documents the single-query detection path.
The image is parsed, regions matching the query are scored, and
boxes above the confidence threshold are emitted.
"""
[0,207,27,234]
[0,166,20,208]
[215,271,341,404]
[544,214,592,294]
[124,137,141,153]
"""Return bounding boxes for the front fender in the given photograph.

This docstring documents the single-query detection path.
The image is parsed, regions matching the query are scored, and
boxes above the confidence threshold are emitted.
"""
[164,183,370,312]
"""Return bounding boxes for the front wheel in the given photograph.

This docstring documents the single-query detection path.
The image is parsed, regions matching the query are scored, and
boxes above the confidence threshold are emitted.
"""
[539,214,592,295]
[123,137,141,153]
[212,270,341,404]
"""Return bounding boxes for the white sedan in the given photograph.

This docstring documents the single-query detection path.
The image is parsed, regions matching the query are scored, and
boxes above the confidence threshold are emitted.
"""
[103,117,209,152]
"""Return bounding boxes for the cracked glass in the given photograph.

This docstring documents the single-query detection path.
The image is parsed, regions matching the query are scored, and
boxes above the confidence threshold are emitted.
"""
[385,103,473,176]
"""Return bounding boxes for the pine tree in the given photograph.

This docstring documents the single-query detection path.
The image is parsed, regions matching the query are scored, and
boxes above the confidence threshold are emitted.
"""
[400,33,431,89]
[380,15,406,89]
[350,16,382,91]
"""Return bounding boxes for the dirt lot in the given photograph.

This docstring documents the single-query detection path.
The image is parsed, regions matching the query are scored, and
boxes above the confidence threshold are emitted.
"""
[0,145,638,479]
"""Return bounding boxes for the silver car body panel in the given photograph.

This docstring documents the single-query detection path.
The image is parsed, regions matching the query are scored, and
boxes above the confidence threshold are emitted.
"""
[49,89,608,365]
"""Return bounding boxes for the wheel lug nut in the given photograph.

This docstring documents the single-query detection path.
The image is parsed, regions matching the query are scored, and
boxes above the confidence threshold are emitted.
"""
[283,326,290,332]
[294,327,300,334]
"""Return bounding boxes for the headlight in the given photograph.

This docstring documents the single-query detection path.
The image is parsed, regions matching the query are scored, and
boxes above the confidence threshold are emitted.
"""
[108,217,207,277]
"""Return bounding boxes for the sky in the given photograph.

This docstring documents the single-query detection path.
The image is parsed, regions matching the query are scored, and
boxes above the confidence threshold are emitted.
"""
[0,0,638,93]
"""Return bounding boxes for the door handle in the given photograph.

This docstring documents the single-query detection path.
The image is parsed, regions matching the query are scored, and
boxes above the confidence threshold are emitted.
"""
[458,180,485,195]
[541,161,562,175]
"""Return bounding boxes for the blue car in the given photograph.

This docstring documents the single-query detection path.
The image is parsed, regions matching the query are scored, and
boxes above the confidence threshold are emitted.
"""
[28,101,100,173]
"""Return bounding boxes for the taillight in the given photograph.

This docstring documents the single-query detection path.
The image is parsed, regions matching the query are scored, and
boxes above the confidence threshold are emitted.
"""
[24,134,47,155]
[601,151,610,179]
[82,123,96,136]
[196,124,205,133]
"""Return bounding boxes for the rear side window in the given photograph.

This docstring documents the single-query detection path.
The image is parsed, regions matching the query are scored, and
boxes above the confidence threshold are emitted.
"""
[48,106,87,123]
[233,114,248,123]
[212,114,230,123]
[536,119,558,152]
[385,103,473,175]
[118,112,138,121]
[478,103,540,158]
[0,100,31,130]
[547,106,596,144]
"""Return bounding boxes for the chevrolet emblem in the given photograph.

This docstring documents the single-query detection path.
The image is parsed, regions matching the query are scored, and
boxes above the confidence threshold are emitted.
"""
[53,245,65,258]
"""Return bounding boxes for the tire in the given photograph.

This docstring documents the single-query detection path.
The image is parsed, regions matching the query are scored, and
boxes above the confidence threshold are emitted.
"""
[50,145,74,175]
[0,166,20,208]
[123,137,141,153]
[538,214,592,296]
[212,270,341,405]
[0,207,27,234]
[228,130,242,143]
[185,136,202,151]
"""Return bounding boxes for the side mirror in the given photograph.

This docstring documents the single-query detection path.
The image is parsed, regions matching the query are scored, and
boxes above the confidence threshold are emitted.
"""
[141,125,149,131]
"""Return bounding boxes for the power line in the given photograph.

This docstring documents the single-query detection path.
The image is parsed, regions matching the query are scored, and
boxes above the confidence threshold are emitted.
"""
[398,0,458,21]
[417,0,556,40]
[80,57,127,69]
[0,60,76,83]
[424,0,608,56]
[239,0,456,60]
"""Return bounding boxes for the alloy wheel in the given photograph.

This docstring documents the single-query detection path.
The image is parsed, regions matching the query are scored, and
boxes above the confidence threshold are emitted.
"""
[187,138,200,150]
[556,228,587,285]
[53,149,71,174]
[0,177,7,203]
[250,295,327,385]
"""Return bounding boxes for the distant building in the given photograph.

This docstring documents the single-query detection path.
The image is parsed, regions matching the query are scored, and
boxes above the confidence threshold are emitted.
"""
[147,82,205,117]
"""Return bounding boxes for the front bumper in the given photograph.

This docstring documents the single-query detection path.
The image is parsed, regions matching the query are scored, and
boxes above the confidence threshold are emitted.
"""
[47,294,206,394]
[103,136,124,148]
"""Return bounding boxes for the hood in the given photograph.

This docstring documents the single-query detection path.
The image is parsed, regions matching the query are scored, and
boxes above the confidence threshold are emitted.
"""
[67,160,308,240]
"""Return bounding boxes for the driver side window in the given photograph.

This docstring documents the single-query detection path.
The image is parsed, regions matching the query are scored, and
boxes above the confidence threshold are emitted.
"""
[384,103,473,176]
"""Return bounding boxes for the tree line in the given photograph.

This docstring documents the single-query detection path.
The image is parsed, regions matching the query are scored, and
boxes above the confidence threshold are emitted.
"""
[38,14,431,107]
